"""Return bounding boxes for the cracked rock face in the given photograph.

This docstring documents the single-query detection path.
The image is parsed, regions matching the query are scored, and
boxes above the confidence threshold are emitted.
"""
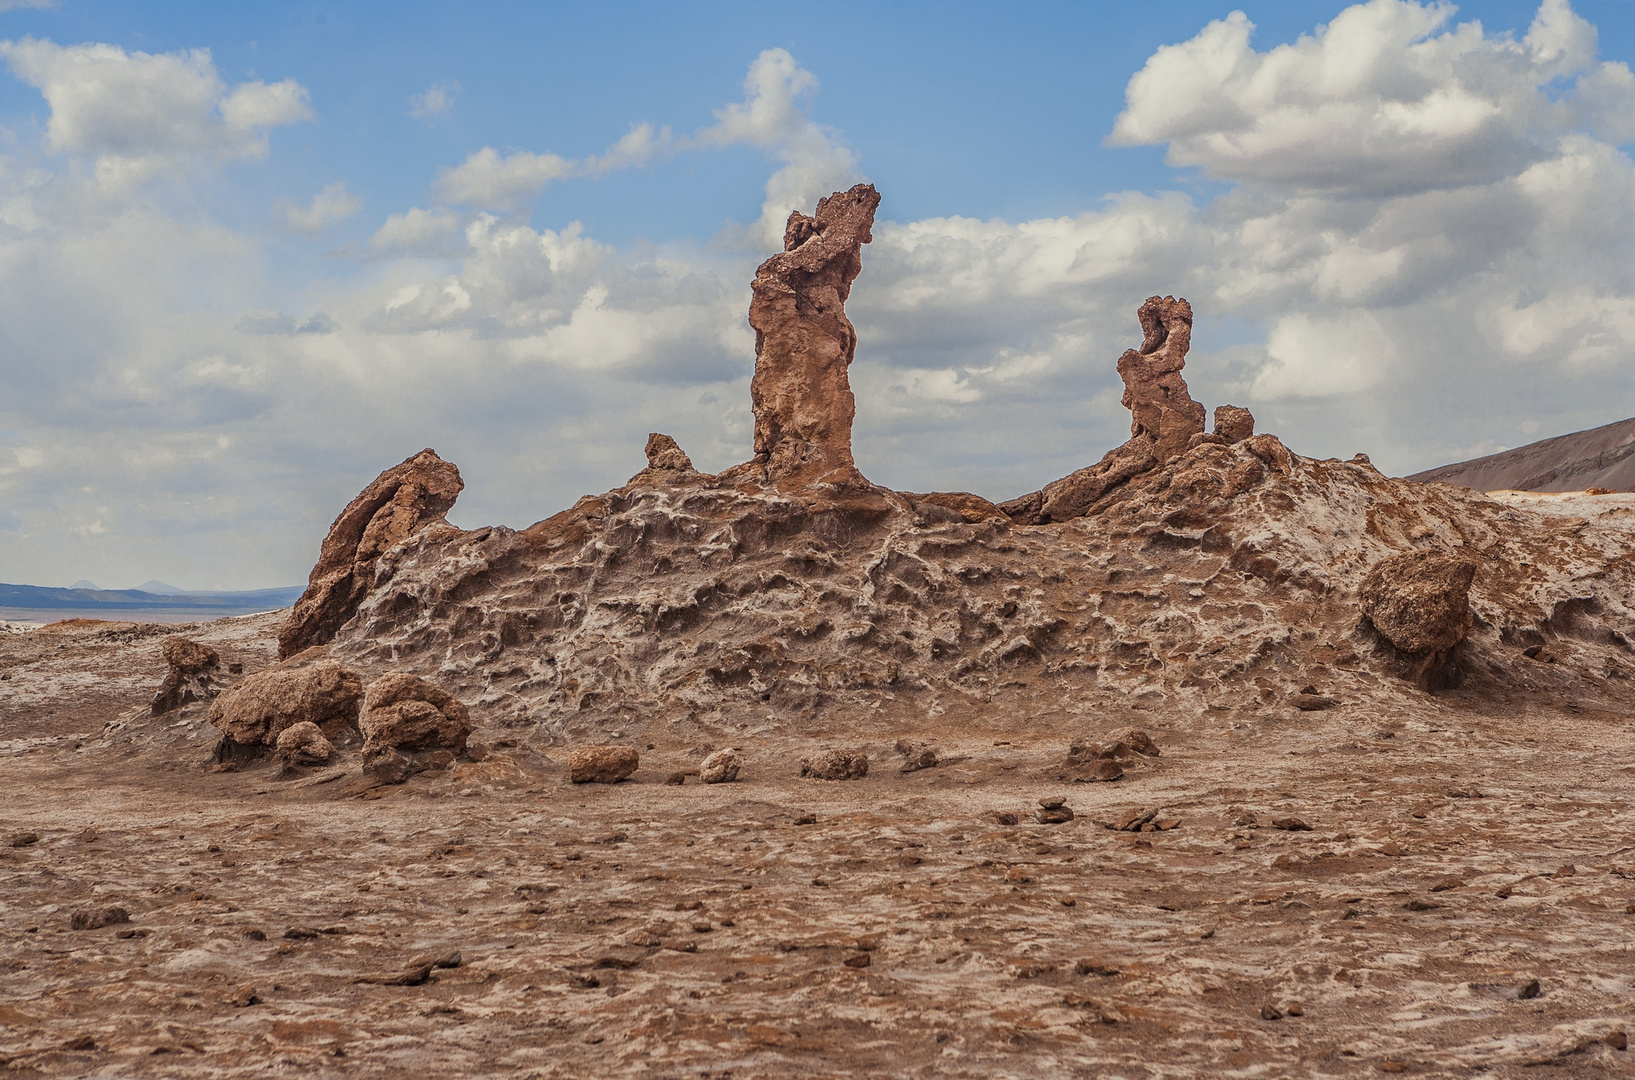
[741,183,880,489]
[279,449,464,659]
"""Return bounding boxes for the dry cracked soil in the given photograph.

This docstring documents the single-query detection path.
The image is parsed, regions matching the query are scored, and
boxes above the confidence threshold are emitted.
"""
[2,606,1634,1079]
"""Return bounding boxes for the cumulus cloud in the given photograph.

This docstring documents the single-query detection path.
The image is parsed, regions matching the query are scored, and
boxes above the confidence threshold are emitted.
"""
[367,205,467,256]
[0,38,312,186]
[431,48,857,243]
[278,181,362,234]
[409,80,457,119]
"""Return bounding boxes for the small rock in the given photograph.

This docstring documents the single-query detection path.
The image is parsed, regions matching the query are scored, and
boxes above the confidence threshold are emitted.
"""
[360,673,472,755]
[895,740,940,773]
[699,749,742,784]
[842,952,872,969]
[1260,1003,1283,1020]
[356,963,434,987]
[1103,727,1160,755]
[1074,958,1120,977]
[1291,692,1339,711]
[241,929,267,941]
[1402,898,1442,912]
[1553,863,1575,878]
[1429,876,1464,893]
[1271,817,1312,832]
[1285,1002,1304,1016]
[1109,808,1160,832]
[9,831,39,847]
[799,748,868,780]
[275,721,335,768]
[1039,796,1067,810]
[413,950,462,970]
[993,811,1020,826]
[1523,645,1558,663]
[1605,1030,1627,1051]
[1035,800,1075,825]
[283,926,320,940]
[568,746,639,784]
[69,906,130,931]
[1518,978,1541,999]
[228,984,259,1007]
[665,771,686,785]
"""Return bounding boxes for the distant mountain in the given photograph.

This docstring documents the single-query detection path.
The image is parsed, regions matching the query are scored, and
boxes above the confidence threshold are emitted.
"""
[0,582,303,613]
[70,579,100,591]
[1408,416,1635,493]
[134,579,187,595]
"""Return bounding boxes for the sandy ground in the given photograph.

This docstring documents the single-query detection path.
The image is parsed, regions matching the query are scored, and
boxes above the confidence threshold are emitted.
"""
[1,612,1632,1078]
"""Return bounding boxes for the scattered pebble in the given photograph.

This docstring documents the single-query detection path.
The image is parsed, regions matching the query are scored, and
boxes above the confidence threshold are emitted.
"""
[1271,817,1312,831]
[1429,876,1464,892]
[842,953,871,969]
[1518,979,1541,1000]
[69,906,129,931]
[1402,898,1442,912]
[9,832,40,847]
[1606,1030,1627,1051]
[895,740,940,773]
[1260,1003,1283,1020]
[665,772,686,786]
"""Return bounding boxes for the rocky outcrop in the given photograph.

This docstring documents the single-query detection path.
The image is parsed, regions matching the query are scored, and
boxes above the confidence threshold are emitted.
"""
[1002,296,1208,524]
[274,721,334,767]
[1361,551,1478,685]
[208,656,363,748]
[358,674,471,755]
[736,184,880,489]
[1213,405,1254,444]
[150,638,221,716]
[278,449,463,659]
[568,746,639,784]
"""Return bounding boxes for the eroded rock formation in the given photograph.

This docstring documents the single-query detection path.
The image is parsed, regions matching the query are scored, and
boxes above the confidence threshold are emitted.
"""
[279,449,463,658]
[208,655,362,750]
[1360,550,1478,686]
[736,183,880,489]
[150,638,221,716]
[1001,296,1209,524]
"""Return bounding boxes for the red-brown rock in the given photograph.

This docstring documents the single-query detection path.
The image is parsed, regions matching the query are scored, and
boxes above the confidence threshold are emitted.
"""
[150,637,221,716]
[741,184,880,488]
[1214,405,1255,443]
[208,655,363,747]
[568,746,640,784]
[1360,550,1477,658]
[279,449,463,658]
[359,673,471,755]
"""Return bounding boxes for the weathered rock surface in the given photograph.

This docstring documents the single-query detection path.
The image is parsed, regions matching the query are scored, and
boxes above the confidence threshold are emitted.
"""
[358,673,471,755]
[1002,296,1207,524]
[1214,404,1255,443]
[568,746,639,784]
[1361,551,1477,657]
[800,748,869,780]
[698,749,742,784]
[274,720,334,767]
[150,637,221,715]
[737,183,880,488]
[208,657,363,748]
[278,448,463,659]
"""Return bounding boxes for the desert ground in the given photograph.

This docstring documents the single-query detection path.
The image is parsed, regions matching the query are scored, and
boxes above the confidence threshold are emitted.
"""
[2,600,1634,1079]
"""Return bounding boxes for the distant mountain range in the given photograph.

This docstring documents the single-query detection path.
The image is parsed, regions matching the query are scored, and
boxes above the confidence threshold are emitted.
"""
[1409,416,1635,493]
[0,582,303,613]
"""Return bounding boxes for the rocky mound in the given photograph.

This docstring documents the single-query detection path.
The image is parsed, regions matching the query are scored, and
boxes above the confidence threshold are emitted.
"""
[263,186,1634,752]
[1409,415,1635,493]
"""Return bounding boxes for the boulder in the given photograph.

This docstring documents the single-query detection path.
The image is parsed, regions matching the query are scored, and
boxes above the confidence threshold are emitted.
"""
[1360,551,1478,658]
[800,748,868,780]
[568,746,639,784]
[151,637,222,715]
[358,674,471,755]
[699,749,742,784]
[742,184,880,487]
[274,721,335,767]
[208,658,363,748]
[279,448,463,658]
[1213,405,1255,443]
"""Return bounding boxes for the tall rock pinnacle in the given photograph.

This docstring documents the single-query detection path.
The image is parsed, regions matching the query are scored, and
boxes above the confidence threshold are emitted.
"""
[1118,295,1206,460]
[746,183,881,487]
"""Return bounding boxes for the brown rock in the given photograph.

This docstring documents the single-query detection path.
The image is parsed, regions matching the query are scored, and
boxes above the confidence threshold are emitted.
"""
[1291,692,1339,711]
[274,721,335,768]
[1005,296,1206,523]
[895,740,940,773]
[743,183,880,487]
[1035,796,1075,825]
[699,749,742,784]
[69,906,130,931]
[359,673,471,755]
[1360,550,1477,663]
[626,433,700,488]
[1213,404,1255,443]
[1271,817,1313,831]
[1102,727,1160,756]
[9,831,39,847]
[568,746,639,784]
[150,637,221,716]
[279,448,463,658]
[799,748,869,780]
[208,658,363,747]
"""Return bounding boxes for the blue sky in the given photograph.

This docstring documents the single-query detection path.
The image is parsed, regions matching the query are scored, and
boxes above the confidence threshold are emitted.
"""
[1,0,1633,588]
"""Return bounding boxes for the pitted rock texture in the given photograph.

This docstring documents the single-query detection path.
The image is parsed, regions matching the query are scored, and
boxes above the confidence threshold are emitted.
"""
[274,720,335,767]
[1119,295,1205,460]
[1214,404,1255,444]
[801,748,869,780]
[1002,296,1208,524]
[279,448,463,658]
[150,637,221,716]
[738,183,880,488]
[1360,550,1478,679]
[208,656,363,747]
[358,673,471,755]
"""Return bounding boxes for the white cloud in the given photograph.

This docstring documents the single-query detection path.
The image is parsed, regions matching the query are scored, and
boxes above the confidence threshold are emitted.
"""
[0,38,312,187]
[367,205,467,256]
[278,181,362,234]
[409,80,458,119]
[1109,0,1635,196]
[0,1,55,10]
[431,48,858,245]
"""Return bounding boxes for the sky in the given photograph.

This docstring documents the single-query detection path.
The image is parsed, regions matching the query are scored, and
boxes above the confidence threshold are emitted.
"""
[1,0,1633,590]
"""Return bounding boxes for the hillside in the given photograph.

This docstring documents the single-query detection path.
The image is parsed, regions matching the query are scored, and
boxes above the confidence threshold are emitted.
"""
[1408,416,1635,492]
